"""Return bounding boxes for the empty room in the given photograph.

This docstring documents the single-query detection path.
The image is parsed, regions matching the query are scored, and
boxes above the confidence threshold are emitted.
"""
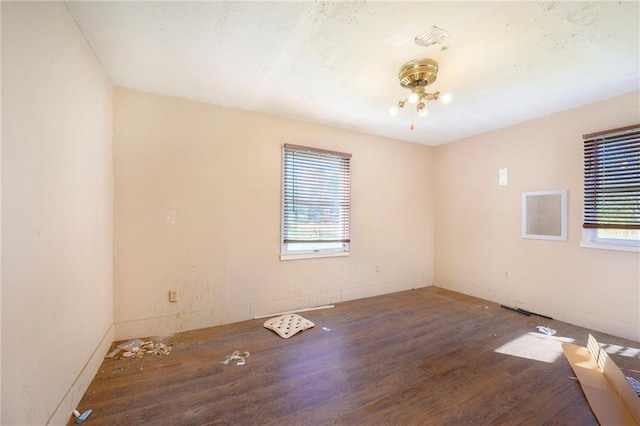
[2,1,639,425]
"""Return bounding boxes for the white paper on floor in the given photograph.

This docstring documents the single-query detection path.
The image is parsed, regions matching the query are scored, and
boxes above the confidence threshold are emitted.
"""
[263,313,315,339]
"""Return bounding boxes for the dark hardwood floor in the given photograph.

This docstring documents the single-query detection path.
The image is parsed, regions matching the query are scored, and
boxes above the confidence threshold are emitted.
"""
[71,287,640,425]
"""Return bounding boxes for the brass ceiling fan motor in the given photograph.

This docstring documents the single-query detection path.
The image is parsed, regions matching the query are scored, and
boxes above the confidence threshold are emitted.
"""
[398,58,439,89]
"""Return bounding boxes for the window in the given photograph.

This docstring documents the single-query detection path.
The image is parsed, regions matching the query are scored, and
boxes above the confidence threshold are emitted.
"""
[281,144,351,260]
[581,124,640,251]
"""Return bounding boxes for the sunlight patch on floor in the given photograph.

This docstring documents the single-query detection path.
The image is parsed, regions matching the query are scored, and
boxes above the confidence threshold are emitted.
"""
[600,343,640,359]
[495,332,575,363]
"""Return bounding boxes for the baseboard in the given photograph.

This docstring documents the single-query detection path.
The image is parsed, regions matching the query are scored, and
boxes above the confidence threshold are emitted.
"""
[114,304,252,341]
[48,324,115,425]
[433,277,639,342]
[341,277,432,302]
[115,293,343,340]
[114,278,434,341]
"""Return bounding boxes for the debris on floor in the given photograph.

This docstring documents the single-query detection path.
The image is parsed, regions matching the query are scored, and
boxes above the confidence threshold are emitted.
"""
[501,304,529,316]
[105,339,172,359]
[322,326,331,332]
[500,305,553,320]
[221,350,250,366]
[562,334,640,424]
[263,313,315,338]
[117,338,145,351]
[73,408,92,424]
[626,376,640,396]
[536,326,556,336]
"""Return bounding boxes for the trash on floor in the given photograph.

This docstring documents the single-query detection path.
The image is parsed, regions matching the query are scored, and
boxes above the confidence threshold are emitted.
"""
[117,339,145,351]
[562,334,640,424]
[73,408,92,424]
[322,327,331,332]
[536,326,556,336]
[221,350,250,366]
[105,347,121,358]
[500,305,553,320]
[626,376,640,396]
[263,313,315,338]
[500,305,530,316]
[105,339,172,359]
[253,304,335,320]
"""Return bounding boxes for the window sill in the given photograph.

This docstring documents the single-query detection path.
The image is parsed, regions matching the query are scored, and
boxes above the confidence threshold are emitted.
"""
[579,241,640,253]
[280,252,349,261]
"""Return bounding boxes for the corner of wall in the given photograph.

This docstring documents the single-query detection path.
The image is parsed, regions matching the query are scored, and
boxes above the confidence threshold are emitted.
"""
[48,325,115,425]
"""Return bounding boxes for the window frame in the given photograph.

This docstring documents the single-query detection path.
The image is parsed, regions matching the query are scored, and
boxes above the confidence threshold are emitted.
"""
[280,144,352,260]
[580,228,640,252]
[580,124,640,252]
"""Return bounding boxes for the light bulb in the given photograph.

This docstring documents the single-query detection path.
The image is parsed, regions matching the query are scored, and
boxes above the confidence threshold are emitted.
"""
[388,106,398,116]
[408,93,419,104]
[440,93,452,104]
[418,108,428,117]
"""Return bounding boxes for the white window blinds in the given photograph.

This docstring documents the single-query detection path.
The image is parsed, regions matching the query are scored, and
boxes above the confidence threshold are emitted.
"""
[583,124,640,229]
[282,144,351,247]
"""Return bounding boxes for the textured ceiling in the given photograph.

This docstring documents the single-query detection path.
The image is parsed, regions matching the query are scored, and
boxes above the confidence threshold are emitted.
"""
[66,1,640,146]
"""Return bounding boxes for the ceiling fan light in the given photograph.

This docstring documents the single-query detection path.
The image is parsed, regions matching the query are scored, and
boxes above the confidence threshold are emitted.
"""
[390,57,449,126]
[440,93,452,104]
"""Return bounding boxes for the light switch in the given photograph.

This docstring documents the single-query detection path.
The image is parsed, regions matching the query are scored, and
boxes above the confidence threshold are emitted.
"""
[498,168,508,186]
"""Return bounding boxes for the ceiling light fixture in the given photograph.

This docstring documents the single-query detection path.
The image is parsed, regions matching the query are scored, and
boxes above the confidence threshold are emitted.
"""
[414,26,449,48]
[388,58,451,130]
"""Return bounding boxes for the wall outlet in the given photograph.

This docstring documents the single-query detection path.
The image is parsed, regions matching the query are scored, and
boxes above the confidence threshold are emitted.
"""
[169,290,178,302]
[376,264,381,272]
[503,271,509,279]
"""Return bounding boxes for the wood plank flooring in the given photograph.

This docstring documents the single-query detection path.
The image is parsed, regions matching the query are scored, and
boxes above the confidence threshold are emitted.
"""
[70,287,640,425]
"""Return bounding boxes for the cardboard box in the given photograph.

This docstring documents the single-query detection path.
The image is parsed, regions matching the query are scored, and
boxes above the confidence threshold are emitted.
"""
[562,334,640,425]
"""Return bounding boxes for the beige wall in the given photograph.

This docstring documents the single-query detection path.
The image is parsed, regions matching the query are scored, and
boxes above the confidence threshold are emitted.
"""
[1,3,636,421]
[433,91,640,341]
[113,87,434,339]
[1,2,113,424]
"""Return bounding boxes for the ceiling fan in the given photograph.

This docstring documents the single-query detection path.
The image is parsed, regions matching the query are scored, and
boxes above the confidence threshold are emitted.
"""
[389,26,452,130]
